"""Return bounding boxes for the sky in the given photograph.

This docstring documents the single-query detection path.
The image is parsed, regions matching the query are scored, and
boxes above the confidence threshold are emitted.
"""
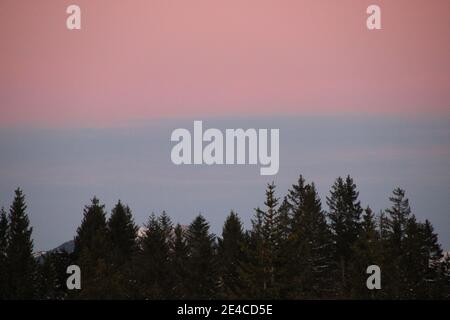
[0,1,449,250]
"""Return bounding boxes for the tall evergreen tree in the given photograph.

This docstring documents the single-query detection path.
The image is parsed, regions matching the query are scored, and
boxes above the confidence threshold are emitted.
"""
[0,207,9,299]
[350,206,383,298]
[185,214,217,299]
[218,211,246,298]
[273,196,292,297]
[326,175,363,296]
[74,197,109,259]
[421,220,445,298]
[288,180,334,298]
[383,187,412,298]
[108,200,138,266]
[171,223,189,299]
[73,197,110,299]
[386,188,411,254]
[106,200,138,298]
[6,188,37,299]
[400,217,443,299]
[137,213,173,299]
[243,183,284,298]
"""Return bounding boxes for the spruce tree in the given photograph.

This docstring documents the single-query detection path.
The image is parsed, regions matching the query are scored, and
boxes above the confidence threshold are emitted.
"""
[244,183,283,298]
[159,211,173,247]
[74,197,109,259]
[288,181,334,298]
[0,207,9,299]
[260,183,281,297]
[326,175,363,297]
[421,219,444,298]
[108,200,138,266]
[386,188,411,254]
[137,213,173,298]
[106,200,138,298]
[401,218,443,298]
[273,196,292,298]
[350,206,383,298]
[73,197,110,299]
[218,211,246,298]
[402,215,426,298]
[185,214,217,299]
[6,188,37,299]
[171,223,189,299]
[383,188,412,298]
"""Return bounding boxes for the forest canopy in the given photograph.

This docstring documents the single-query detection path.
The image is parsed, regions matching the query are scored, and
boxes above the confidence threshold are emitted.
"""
[0,175,449,300]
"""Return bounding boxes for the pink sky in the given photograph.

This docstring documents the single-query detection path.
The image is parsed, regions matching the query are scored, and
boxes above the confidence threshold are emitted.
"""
[1,0,449,127]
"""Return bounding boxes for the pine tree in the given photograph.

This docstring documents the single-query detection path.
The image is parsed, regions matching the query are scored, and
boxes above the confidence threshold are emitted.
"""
[0,207,9,299]
[287,175,307,209]
[108,200,138,266]
[171,224,189,299]
[420,220,445,298]
[6,188,37,299]
[273,196,292,297]
[243,183,283,298]
[185,214,217,299]
[402,215,426,298]
[326,175,363,297]
[73,197,110,299]
[288,180,334,298]
[74,197,109,259]
[386,188,411,254]
[350,206,383,298]
[401,218,444,299]
[260,183,281,297]
[136,212,173,299]
[383,188,412,298]
[218,211,246,298]
[159,211,173,248]
[105,200,138,298]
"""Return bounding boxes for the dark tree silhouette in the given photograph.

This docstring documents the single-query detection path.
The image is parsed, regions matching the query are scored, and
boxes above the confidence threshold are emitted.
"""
[6,188,37,299]
[2,177,448,300]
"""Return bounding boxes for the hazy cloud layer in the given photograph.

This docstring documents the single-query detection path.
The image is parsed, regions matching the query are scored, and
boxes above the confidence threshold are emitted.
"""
[0,114,449,251]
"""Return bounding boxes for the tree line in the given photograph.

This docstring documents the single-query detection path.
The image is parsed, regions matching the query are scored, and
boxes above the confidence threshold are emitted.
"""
[0,175,449,299]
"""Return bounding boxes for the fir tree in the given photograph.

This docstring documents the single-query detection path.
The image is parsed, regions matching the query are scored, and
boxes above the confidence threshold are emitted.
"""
[350,206,383,298]
[401,218,443,298]
[185,214,217,299]
[171,224,189,299]
[137,213,173,299]
[6,188,37,299]
[383,188,412,298]
[73,197,110,299]
[274,196,292,297]
[106,200,138,298]
[74,197,109,259]
[244,183,283,298]
[108,200,138,266]
[386,188,411,254]
[0,207,9,299]
[288,181,334,298]
[421,219,445,298]
[326,175,363,296]
[218,211,246,298]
